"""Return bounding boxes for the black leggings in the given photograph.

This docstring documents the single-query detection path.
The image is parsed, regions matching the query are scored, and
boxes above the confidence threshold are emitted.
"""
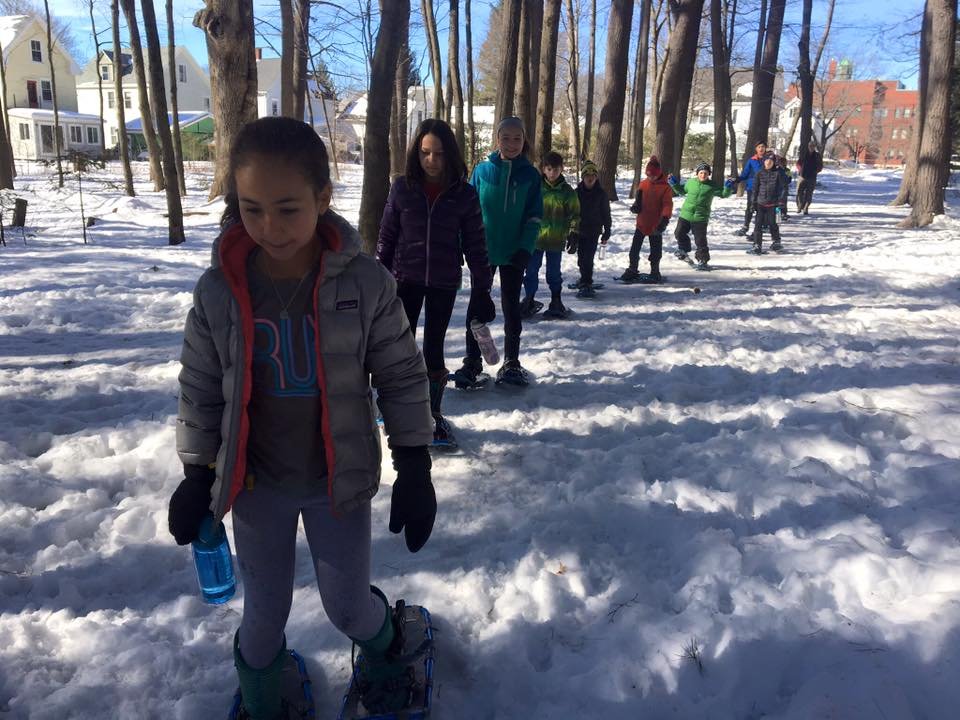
[674,217,710,262]
[465,264,523,364]
[396,282,457,372]
[628,229,663,270]
[577,234,600,285]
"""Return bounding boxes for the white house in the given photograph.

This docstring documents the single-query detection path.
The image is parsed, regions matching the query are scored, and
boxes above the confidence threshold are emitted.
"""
[75,46,210,149]
[0,15,80,113]
[8,107,101,160]
[776,96,827,158]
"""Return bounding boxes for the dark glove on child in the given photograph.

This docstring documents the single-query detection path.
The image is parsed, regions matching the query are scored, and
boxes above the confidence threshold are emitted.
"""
[168,464,215,545]
[629,199,641,214]
[509,248,531,272]
[565,233,579,254]
[655,216,669,234]
[467,287,496,324]
[389,446,436,552]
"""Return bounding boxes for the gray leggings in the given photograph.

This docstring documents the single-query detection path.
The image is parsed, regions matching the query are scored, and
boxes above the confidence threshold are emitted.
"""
[231,483,385,669]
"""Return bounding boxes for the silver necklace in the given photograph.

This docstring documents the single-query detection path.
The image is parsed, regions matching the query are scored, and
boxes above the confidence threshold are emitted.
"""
[264,264,312,320]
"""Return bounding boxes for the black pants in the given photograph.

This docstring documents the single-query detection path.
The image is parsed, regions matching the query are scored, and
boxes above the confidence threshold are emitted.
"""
[743,201,755,231]
[796,179,815,212]
[396,282,457,372]
[674,217,710,262]
[577,234,599,285]
[465,264,523,364]
[628,229,663,272]
[752,206,781,248]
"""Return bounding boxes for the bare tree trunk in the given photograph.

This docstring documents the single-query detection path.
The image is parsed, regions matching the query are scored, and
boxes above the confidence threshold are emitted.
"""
[526,0,543,147]
[894,8,929,205]
[725,0,739,175]
[359,0,410,253]
[494,0,523,123]
[796,0,813,156]
[782,0,833,157]
[279,0,295,117]
[564,0,581,169]
[535,0,563,163]
[516,0,532,137]
[902,0,957,226]
[465,0,477,165]
[711,0,730,177]
[43,0,64,187]
[582,0,596,157]
[391,40,410,176]
[89,1,106,156]
[629,0,651,198]
[312,52,340,180]
[194,0,258,200]
[448,0,465,151]
[744,0,784,166]
[111,0,134,195]
[292,0,311,121]
[653,0,704,174]
[0,29,15,184]
[648,0,667,156]
[594,0,634,199]
[121,0,164,190]
[166,0,186,194]
[421,0,445,118]
[140,0,184,245]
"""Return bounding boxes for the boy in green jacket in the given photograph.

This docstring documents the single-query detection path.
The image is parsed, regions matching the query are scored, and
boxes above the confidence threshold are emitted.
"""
[667,162,734,271]
[521,151,580,319]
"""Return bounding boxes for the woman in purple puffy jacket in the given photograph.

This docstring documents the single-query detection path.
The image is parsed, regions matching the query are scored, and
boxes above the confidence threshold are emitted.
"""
[377,119,494,446]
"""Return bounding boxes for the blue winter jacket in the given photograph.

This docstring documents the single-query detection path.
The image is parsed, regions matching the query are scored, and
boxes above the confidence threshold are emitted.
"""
[736,154,765,191]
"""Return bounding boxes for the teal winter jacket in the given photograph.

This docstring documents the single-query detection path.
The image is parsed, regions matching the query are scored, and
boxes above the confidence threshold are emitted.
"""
[470,151,543,266]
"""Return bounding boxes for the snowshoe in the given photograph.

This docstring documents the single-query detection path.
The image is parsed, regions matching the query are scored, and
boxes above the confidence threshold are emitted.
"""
[338,603,435,720]
[519,297,543,318]
[495,361,530,387]
[770,240,783,252]
[745,245,765,255]
[431,416,457,449]
[449,360,489,390]
[576,284,596,299]
[228,650,315,720]
[733,226,748,236]
[637,273,664,284]
[542,300,570,319]
[694,260,711,271]
[617,268,641,283]
[566,279,584,290]
[568,280,603,290]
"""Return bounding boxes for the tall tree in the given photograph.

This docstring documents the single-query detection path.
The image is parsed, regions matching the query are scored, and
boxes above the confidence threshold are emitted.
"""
[535,0,563,163]
[120,0,164,190]
[111,0,134,196]
[630,0,652,197]
[448,0,465,151]
[594,0,634,199]
[194,0,258,199]
[710,0,731,177]
[582,0,597,157]
[88,0,106,156]
[140,0,184,244]
[465,0,477,165]
[900,0,957,226]
[292,0,311,121]
[166,0,186,194]
[358,0,410,253]
[782,0,833,156]
[391,41,411,176]
[494,0,523,123]
[653,0,703,174]
[422,0,445,118]
[0,31,15,185]
[279,0,294,117]
[516,0,532,137]
[42,0,63,187]
[526,0,543,146]
[744,0,786,165]
[564,0,581,168]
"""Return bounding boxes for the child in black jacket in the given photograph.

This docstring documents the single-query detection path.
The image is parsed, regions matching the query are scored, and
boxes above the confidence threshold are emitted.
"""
[573,161,612,298]
[748,152,789,254]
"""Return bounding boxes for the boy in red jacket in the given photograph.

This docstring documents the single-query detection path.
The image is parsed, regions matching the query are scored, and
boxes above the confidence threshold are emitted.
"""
[619,156,674,284]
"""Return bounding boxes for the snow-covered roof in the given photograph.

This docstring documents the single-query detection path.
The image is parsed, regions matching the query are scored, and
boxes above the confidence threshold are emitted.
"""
[125,111,211,131]
[0,14,81,75]
[8,107,100,122]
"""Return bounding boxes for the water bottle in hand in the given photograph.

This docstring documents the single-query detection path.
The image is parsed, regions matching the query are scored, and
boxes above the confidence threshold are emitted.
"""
[775,206,782,222]
[192,514,236,604]
[598,243,607,260]
[470,319,500,365]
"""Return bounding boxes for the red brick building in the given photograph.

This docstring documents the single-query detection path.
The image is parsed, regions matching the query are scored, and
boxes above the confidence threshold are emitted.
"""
[787,60,919,166]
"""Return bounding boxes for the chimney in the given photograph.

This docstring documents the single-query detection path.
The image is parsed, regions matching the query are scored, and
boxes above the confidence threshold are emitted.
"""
[828,58,837,81]
[255,47,262,61]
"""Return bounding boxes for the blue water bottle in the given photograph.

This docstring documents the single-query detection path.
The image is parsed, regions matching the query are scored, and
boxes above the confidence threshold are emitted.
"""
[192,514,236,604]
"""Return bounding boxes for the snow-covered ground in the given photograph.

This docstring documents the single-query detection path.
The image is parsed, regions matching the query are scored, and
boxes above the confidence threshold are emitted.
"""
[1,160,959,719]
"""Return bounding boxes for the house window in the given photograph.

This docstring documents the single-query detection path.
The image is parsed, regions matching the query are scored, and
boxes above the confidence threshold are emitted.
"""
[101,65,110,81]
[895,107,902,118]
[855,105,862,114]
[204,97,210,111]
[107,91,115,109]
[30,40,41,62]
[698,111,714,124]
[111,127,118,145]
[178,64,187,83]
[904,107,912,118]
[271,100,279,116]
[124,93,131,109]
[891,127,898,139]
[40,80,52,103]
[18,123,29,140]
[86,126,99,144]
[731,109,738,123]
[69,125,83,143]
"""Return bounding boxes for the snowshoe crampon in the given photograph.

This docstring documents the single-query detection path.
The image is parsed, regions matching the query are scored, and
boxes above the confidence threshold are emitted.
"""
[228,650,315,720]
[337,604,435,720]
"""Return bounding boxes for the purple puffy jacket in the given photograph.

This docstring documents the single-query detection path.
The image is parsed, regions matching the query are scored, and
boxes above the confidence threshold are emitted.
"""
[376,176,492,292]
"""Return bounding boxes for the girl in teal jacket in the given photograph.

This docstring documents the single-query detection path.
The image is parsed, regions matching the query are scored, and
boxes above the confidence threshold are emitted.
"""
[668,162,733,269]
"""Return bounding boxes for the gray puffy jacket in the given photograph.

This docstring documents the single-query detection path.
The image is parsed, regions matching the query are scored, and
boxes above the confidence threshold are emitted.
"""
[176,211,433,520]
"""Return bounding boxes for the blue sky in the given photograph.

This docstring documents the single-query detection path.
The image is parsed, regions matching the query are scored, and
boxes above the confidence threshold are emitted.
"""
[48,0,921,90]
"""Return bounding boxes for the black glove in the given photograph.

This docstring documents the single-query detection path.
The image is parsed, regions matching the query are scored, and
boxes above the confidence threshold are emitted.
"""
[565,233,579,254]
[388,446,436,552]
[655,216,669,234]
[168,464,215,545]
[509,248,531,272]
[629,190,642,214]
[467,287,496,324]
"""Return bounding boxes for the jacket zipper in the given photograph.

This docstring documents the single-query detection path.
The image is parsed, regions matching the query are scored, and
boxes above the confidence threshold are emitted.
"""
[423,183,451,288]
[503,158,512,214]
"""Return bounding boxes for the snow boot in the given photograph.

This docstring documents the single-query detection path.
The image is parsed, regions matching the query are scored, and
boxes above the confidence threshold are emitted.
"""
[576,284,596,298]
[234,632,287,720]
[352,587,417,715]
[543,290,567,318]
[495,360,530,387]
[450,357,483,389]
[638,272,663,284]
[619,268,641,283]
[673,249,689,261]
[746,244,763,255]
[734,226,748,236]
[428,369,452,444]
[770,239,783,251]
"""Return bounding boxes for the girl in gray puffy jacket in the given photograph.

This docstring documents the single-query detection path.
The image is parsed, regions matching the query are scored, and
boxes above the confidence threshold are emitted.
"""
[167,117,436,719]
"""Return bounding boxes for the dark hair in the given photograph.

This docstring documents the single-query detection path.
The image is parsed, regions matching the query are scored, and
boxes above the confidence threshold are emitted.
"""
[543,151,564,168]
[221,117,331,229]
[405,118,467,186]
